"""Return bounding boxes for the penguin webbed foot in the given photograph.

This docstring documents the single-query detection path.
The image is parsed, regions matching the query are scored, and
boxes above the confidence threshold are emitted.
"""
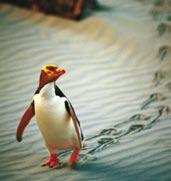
[42,154,59,168]
[68,148,80,166]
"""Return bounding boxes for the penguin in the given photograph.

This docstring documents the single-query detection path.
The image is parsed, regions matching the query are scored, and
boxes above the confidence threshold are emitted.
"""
[16,64,84,168]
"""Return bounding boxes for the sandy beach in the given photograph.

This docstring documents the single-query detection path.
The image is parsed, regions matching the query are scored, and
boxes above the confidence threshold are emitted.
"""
[0,0,171,180]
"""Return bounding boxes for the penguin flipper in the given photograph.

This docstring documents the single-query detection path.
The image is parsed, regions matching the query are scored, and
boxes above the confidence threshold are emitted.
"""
[54,84,84,143]
[65,101,83,148]
[54,84,66,97]
[16,102,35,142]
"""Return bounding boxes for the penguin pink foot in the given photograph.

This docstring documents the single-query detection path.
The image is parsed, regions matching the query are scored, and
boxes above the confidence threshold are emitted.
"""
[68,148,80,166]
[42,154,58,168]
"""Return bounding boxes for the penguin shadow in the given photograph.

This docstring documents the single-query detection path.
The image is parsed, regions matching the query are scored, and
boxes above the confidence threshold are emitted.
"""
[40,160,69,170]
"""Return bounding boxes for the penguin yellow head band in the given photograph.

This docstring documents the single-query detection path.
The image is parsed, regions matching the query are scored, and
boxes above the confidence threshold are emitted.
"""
[39,64,66,87]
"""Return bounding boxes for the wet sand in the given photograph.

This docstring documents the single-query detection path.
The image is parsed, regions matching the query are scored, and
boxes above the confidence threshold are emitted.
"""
[0,0,171,180]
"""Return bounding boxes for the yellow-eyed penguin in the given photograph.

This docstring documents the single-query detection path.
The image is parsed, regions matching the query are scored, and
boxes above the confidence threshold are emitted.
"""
[16,64,84,168]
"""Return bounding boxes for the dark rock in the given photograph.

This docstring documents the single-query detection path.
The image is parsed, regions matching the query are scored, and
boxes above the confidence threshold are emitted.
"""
[2,0,99,20]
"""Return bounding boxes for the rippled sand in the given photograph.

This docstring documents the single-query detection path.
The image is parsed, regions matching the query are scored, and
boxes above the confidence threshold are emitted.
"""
[0,0,171,180]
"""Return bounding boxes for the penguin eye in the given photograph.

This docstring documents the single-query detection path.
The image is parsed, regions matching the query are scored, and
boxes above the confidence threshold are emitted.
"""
[46,66,57,72]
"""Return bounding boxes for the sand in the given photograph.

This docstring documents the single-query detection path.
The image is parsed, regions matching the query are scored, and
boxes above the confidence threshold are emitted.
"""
[0,0,171,180]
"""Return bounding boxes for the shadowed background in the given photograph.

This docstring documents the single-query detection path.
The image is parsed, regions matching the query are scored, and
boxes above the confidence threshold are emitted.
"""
[0,0,171,180]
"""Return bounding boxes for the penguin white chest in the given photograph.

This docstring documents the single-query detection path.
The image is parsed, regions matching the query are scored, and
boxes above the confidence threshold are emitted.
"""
[33,94,78,150]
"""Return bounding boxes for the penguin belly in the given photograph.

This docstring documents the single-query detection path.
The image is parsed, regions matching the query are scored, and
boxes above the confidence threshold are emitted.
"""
[34,95,79,150]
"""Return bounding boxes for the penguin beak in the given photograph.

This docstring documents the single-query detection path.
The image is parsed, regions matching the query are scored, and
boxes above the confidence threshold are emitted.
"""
[39,64,66,88]
[46,67,66,79]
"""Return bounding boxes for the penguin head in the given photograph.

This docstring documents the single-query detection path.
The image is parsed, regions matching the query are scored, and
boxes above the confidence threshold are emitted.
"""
[39,64,65,88]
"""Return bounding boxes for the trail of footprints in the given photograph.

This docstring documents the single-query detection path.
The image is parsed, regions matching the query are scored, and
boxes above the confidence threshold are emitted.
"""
[60,0,171,164]
[78,0,171,161]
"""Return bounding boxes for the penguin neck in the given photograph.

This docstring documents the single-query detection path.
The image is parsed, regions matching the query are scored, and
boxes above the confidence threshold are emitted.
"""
[39,82,56,99]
